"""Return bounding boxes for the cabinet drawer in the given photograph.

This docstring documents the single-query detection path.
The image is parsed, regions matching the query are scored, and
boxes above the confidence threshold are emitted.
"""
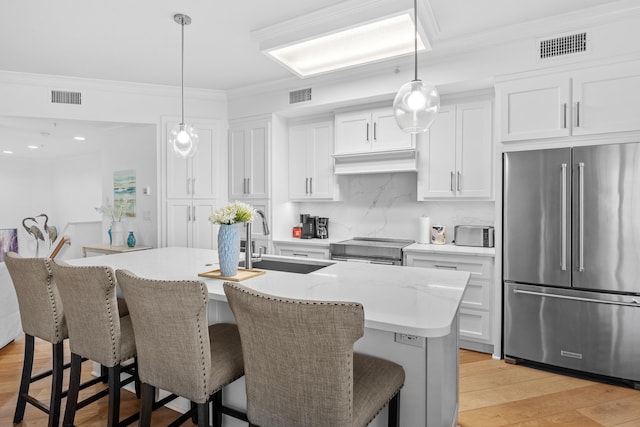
[405,253,492,281]
[274,244,330,260]
[459,308,491,343]
[461,280,490,310]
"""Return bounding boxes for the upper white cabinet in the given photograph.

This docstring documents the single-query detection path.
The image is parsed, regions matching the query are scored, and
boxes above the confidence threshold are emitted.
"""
[288,119,339,201]
[498,61,640,141]
[334,106,413,155]
[166,122,218,200]
[418,101,493,200]
[229,118,270,199]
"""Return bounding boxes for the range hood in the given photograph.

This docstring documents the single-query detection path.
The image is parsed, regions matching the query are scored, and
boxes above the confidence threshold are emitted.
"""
[332,148,418,175]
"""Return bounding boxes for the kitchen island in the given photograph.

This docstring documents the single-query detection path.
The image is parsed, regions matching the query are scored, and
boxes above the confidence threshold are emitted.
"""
[69,247,470,427]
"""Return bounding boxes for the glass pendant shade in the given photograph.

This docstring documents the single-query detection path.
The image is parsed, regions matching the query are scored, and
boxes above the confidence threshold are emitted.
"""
[393,79,440,133]
[168,123,199,158]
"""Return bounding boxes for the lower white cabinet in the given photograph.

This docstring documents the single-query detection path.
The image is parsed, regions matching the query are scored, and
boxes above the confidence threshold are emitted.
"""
[404,251,495,353]
[166,200,216,249]
[272,241,330,260]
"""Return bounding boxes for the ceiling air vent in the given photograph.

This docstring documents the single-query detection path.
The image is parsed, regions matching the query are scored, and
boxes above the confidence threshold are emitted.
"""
[539,32,588,59]
[51,90,82,105]
[289,88,312,104]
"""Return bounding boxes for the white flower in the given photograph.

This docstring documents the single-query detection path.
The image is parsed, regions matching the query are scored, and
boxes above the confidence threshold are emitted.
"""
[209,201,256,225]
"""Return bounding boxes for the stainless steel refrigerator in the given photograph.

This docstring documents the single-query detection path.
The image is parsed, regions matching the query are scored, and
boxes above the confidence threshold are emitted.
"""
[503,142,640,388]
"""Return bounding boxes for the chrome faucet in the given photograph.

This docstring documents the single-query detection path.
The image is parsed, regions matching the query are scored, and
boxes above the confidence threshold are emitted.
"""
[244,209,270,270]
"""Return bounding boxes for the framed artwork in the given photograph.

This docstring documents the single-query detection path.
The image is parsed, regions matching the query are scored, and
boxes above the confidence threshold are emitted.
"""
[114,170,136,218]
[0,228,18,262]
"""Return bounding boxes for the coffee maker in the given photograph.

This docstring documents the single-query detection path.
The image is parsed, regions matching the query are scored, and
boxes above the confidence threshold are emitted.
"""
[300,214,315,239]
[314,217,329,239]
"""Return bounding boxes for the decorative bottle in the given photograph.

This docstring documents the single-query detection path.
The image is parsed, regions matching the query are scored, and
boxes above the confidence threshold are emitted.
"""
[127,231,136,248]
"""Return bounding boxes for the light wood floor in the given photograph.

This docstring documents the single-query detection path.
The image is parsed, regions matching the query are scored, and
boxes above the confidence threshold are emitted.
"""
[2,336,640,426]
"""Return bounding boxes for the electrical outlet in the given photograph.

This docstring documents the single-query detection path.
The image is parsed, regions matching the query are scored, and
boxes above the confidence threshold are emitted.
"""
[394,333,425,348]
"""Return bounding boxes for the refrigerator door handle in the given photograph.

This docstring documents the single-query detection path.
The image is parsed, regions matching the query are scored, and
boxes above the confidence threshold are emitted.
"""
[561,163,567,271]
[513,289,640,308]
[578,162,585,272]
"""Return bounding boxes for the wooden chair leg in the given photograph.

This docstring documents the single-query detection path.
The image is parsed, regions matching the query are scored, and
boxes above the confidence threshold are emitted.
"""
[62,353,83,427]
[388,391,400,427]
[107,365,121,427]
[49,342,64,427]
[13,334,35,424]
[139,383,154,427]
[197,402,209,427]
[211,390,222,427]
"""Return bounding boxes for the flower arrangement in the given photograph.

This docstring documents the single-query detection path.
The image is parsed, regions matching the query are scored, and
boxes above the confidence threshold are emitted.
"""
[96,198,125,222]
[209,201,256,225]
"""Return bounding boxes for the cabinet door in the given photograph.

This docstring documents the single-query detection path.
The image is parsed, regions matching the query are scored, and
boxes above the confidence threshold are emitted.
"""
[573,62,640,136]
[166,121,191,199]
[247,124,269,198]
[191,201,216,249]
[288,125,309,200]
[456,101,493,198]
[419,106,457,199]
[371,107,413,151]
[334,111,371,154]
[191,126,217,199]
[229,128,248,199]
[166,200,192,247]
[498,75,571,141]
[308,122,334,199]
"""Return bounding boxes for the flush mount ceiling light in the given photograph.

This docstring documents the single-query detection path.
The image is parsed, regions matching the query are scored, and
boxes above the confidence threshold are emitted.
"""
[254,0,432,78]
[393,0,440,133]
[168,13,199,158]
[73,136,86,141]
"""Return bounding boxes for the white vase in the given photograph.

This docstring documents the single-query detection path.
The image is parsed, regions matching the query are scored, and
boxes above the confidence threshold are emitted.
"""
[111,221,125,246]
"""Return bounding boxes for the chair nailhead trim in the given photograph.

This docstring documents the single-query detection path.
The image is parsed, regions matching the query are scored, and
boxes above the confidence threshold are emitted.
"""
[44,259,62,342]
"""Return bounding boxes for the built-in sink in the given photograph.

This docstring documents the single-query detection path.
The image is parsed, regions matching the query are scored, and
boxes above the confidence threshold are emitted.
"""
[239,257,334,274]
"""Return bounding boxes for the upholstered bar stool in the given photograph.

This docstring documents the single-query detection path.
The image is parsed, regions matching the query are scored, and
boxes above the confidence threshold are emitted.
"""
[50,262,139,427]
[223,282,405,427]
[115,269,246,427]
[5,252,69,427]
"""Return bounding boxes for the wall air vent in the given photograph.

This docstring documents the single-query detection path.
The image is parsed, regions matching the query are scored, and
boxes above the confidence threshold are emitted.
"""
[51,90,82,105]
[539,32,588,59]
[289,88,312,104]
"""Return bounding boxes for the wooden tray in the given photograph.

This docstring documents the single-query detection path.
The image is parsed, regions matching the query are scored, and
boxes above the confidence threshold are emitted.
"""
[198,268,265,282]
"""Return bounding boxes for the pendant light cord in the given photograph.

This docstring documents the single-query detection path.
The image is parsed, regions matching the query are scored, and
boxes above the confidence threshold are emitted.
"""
[414,0,418,82]
[180,18,185,124]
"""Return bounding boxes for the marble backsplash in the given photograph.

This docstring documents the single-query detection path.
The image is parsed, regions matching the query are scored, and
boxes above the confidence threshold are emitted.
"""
[294,173,495,243]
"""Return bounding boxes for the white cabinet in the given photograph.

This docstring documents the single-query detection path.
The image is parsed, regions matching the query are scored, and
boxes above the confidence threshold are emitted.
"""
[229,119,270,199]
[166,121,218,200]
[334,106,413,155]
[498,61,640,141]
[404,251,495,353]
[288,120,339,201]
[418,101,493,200]
[166,200,216,249]
[272,241,330,260]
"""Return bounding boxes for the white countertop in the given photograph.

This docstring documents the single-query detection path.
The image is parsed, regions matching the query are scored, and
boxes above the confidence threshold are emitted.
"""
[68,247,470,338]
[404,243,496,257]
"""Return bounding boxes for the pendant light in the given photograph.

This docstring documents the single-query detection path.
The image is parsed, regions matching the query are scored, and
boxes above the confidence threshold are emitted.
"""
[168,13,199,158]
[393,0,440,133]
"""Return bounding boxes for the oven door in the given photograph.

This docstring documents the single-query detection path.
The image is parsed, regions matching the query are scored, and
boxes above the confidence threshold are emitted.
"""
[330,255,401,266]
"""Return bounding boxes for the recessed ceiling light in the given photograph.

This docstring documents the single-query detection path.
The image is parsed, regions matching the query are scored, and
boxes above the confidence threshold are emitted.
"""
[265,13,428,77]
[74,136,86,141]
[27,145,40,150]
[2,150,13,155]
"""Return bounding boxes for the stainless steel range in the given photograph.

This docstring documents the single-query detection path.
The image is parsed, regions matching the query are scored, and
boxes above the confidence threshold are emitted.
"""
[329,237,414,266]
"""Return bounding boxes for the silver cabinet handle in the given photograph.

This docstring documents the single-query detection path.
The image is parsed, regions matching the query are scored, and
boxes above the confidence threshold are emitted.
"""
[309,177,313,194]
[192,206,196,222]
[305,177,309,194]
[247,178,250,194]
[434,264,458,270]
[373,122,377,140]
[450,171,454,192]
[457,171,461,192]
[366,123,370,141]
[187,206,191,222]
[561,163,567,271]
[578,162,585,272]
[371,260,394,265]
[576,101,581,127]
[292,253,309,257]
[563,103,567,129]
[513,289,640,308]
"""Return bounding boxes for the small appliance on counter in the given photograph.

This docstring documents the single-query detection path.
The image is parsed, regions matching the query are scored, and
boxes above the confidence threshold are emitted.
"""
[454,225,494,247]
[314,217,329,239]
[299,214,315,239]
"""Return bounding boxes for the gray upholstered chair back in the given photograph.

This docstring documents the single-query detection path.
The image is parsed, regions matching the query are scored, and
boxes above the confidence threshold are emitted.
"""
[4,252,67,344]
[50,262,125,367]
[223,282,365,427]
[115,269,213,403]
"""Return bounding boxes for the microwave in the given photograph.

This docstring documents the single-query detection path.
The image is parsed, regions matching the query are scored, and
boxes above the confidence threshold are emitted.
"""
[454,225,494,248]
